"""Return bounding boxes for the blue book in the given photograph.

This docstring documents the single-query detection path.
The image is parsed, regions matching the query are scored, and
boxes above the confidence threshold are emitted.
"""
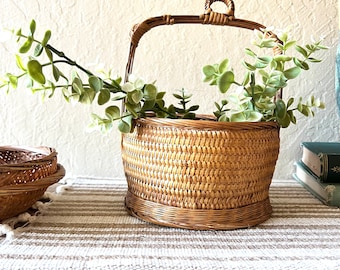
[301,142,340,183]
[293,160,340,206]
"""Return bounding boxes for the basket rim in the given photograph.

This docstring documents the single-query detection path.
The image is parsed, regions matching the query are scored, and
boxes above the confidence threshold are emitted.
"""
[133,116,280,131]
[0,145,57,169]
[0,164,65,195]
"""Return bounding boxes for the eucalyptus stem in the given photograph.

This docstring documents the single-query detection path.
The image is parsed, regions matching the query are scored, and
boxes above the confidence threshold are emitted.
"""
[154,104,177,118]
[46,45,94,77]
[45,45,122,91]
[249,72,256,111]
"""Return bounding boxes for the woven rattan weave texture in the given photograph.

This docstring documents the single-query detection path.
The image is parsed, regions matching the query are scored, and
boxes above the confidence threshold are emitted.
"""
[0,146,65,221]
[121,0,281,230]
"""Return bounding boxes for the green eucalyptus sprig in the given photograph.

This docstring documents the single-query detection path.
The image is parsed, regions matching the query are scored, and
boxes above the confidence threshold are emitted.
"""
[203,28,327,127]
[1,21,328,133]
[167,88,199,119]
[0,20,198,133]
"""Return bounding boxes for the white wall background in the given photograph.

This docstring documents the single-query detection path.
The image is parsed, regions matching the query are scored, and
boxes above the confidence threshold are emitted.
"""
[0,0,338,180]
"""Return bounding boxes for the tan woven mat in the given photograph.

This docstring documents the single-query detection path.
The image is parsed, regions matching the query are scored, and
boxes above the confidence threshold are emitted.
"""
[1,177,340,270]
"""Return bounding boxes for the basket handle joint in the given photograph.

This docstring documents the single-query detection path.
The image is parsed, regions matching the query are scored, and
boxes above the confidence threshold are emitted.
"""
[200,9,234,25]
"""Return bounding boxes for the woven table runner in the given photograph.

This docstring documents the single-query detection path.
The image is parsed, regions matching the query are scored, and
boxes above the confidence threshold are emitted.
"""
[1,178,340,270]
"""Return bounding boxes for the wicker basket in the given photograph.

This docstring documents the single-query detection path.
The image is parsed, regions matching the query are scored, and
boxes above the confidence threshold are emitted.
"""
[121,0,281,230]
[0,146,65,221]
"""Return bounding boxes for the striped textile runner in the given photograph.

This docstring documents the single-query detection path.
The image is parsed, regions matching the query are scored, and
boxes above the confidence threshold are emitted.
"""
[1,178,340,270]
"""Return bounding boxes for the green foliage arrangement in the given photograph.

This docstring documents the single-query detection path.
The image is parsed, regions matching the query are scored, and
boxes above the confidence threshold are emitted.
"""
[0,20,328,133]
[203,28,327,127]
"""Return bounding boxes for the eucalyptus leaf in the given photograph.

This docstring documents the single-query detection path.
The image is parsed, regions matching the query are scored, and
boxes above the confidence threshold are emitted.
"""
[287,97,294,108]
[111,92,126,101]
[52,65,60,81]
[242,61,256,71]
[72,77,84,94]
[307,95,315,106]
[80,88,96,104]
[156,99,165,109]
[263,87,279,97]
[275,99,287,119]
[105,105,120,120]
[183,112,196,119]
[125,102,141,118]
[258,70,269,79]
[19,36,33,53]
[218,58,229,73]
[29,20,36,36]
[15,55,26,71]
[227,94,240,104]
[230,112,246,122]
[244,48,256,57]
[300,106,311,117]
[188,105,199,111]
[217,71,234,93]
[89,76,103,92]
[259,39,276,48]
[273,55,292,62]
[7,73,18,89]
[34,44,43,57]
[27,59,46,84]
[142,99,156,110]
[246,111,263,122]
[15,29,22,39]
[242,71,251,86]
[295,45,308,58]
[283,67,301,79]
[287,110,296,124]
[156,92,166,99]
[283,40,296,50]
[202,65,216,77]
[121,82,134,92]
[257,56,272,64]
[318,101,325,109]
[173,94,182,99]
[144,84,157,99]
[315,44,329,50]
[278,31,288,43]
[118,118,132,133]
[218,114,229,122]
[254,61,268,69]
[167,104,176,116]
[45,47,53,62]
[293,58,309,70]
[129,89,143,104]
[133,78,145,90]
[278,113,291,128]
[307,57,322,63]
[41,30,51,46]
[98,89,110,105]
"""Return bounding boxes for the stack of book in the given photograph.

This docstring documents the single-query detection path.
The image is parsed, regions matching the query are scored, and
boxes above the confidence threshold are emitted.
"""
[293,142,340,206]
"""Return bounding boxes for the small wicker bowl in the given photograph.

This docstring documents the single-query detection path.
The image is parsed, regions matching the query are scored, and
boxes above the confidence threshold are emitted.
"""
[0,146,65,221]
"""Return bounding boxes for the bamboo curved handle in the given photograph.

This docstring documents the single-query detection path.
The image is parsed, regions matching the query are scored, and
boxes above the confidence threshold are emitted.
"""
[124,0,282,98]
[205,0,235,17]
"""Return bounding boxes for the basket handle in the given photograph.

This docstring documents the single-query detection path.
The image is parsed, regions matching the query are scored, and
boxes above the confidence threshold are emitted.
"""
[205,0,235,17]
[124,1,282,98]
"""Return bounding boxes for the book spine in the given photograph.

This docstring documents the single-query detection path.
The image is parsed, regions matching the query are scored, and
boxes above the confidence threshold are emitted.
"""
[320,154,340,182]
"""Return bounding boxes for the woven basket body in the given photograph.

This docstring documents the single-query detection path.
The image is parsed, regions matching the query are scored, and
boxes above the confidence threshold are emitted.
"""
[122,0,282,229]
[122,118,280,229]
[0,146,65,221]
